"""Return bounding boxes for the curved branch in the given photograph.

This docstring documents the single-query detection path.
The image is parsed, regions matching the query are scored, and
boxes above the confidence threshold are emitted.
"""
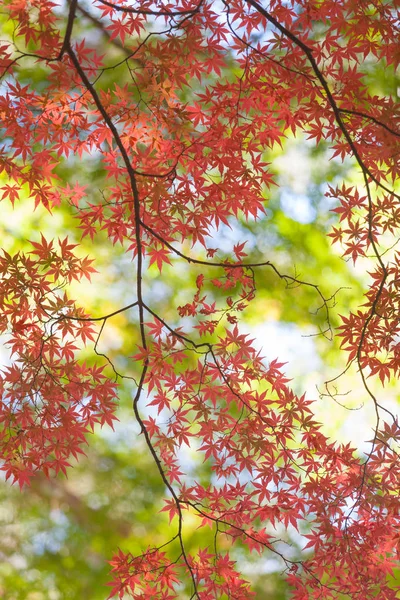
[245,0,400,201]
[96,0,203,17]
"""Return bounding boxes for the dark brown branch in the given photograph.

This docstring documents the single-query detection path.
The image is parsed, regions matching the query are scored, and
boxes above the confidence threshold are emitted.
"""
[339,108,400,138]
[59,0,78,59]
[96,0,202,17]
[66,39,199,596]
[61,301,139,322]
[66,45,147,357]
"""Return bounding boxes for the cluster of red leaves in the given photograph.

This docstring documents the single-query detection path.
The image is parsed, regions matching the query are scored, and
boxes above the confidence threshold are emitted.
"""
[1,0,400,598]
[329,180,400,386]
[0,238,118,487]
[122,323,399,599]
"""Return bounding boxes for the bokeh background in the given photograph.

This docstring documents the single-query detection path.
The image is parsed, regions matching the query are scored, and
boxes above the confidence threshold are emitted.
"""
[0,2,399,598]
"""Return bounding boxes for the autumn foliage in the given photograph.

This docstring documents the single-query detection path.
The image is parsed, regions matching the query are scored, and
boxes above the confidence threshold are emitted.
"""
[0,0,400,597]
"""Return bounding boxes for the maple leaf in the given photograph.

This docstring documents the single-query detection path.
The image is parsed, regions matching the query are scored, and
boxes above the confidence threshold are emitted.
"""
[148,247,173,272]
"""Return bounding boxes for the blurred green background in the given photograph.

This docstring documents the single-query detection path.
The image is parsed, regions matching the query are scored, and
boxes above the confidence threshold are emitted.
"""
[0,2,399,599]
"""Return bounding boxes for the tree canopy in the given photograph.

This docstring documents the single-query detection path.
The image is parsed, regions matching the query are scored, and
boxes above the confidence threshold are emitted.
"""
[0,0,399,598]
